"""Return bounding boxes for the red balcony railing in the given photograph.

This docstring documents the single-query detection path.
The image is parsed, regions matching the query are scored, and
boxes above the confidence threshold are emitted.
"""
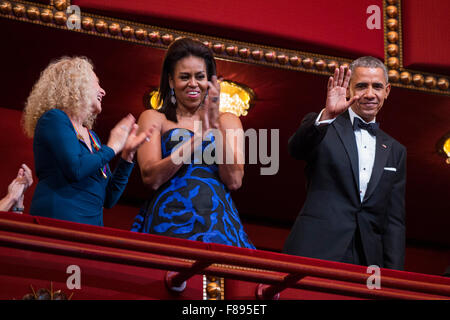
[0,212,449,300]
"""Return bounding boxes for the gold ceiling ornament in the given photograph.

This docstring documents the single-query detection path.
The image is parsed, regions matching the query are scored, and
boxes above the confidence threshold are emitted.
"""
[289,56,301,67]
[387,57,399,69]
[327,60,338,72]
[12,3,24,17]
[424,76,437,89]
[386,31,399,43]
[437,78,449,90]
[95,19,107,33]
[81,16,94,30]
[0,1,12,15]
[40,8,53,23]
[26,6,39,20]
[108,22,120,35]
[135,28,147,40]
[388,69,400,83]
[387,44,398,57]
[161,33,173,45]
[122,25,134,38]
[302,57,314,69]
[148,80,255,117]
[386,5,398,18]
[53,10,67,25]
[386,19,398,31]
[315,59,326,71]
[400,71,412,85]
[52,0,68,12]
[412,74,424,87]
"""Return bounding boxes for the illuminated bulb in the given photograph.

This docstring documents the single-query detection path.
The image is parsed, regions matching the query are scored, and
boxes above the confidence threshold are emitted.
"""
[444,138,450,164]
[219,80,254,117]
[149,80,254,117]
[149,90,162,109]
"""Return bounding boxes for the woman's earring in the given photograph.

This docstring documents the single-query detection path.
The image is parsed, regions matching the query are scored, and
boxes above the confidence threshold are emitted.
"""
[170,88,176,105]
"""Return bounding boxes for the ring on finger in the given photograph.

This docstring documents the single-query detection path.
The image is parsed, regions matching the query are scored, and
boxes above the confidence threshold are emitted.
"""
[211,96,219,103]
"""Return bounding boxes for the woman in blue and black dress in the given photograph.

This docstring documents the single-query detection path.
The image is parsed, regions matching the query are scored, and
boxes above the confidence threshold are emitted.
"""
[132,38,254,249]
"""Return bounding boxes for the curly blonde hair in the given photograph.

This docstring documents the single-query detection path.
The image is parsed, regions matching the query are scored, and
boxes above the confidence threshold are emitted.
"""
[22,56,98,138]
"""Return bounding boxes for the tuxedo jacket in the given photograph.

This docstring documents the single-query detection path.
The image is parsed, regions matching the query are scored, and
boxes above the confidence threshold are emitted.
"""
[283,110,406,270]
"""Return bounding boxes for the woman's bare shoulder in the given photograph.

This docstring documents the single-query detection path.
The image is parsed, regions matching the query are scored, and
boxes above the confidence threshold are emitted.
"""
[218,112,242,129]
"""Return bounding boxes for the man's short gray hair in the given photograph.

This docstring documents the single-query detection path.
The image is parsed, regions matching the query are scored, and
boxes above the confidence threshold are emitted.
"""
[349,56,389,83]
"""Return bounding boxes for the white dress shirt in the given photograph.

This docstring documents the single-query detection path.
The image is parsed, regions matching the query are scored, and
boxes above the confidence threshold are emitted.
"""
[315,108,377,202]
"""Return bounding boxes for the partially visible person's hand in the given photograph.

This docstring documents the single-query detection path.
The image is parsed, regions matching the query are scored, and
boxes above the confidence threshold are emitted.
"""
[107,114,136,155]
[121,124,155,162]
[7,176,25,203]
[18,163,33,190]
[200,75,221,133]
[322,66,360,120]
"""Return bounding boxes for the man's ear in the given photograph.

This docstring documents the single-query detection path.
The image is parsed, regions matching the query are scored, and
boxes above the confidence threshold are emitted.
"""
[385,83,391,99]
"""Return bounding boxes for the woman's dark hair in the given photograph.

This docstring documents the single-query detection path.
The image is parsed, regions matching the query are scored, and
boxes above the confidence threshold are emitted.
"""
[158,37,216,122]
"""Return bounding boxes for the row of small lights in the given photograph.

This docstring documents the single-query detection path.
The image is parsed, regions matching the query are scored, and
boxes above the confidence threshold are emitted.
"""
[384,0,449,91]
[0,0,448,94]
[383,1,450,163]
[0,0,351,74]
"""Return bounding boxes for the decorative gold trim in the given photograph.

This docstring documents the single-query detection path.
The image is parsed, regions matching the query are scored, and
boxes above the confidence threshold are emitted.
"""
[383,0,449,95]
[203,275,224,300]
[50,0,69,11]
[0,0,448,95]
[0,0,352,75]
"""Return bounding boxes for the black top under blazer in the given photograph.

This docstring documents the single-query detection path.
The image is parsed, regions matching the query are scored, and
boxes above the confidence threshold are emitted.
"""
[283,110,406,270]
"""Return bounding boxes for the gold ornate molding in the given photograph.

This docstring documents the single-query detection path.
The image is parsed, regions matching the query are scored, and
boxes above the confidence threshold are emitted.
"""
[0,0,448,95]
[383,0,449,95]
[0,0,351,75]
[203,275,224,300]
[50,0,70,11]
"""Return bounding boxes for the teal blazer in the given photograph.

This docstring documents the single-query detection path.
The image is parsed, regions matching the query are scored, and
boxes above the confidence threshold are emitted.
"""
[30,109,134,226]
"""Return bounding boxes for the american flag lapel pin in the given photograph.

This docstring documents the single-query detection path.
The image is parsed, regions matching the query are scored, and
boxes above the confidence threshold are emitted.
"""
[382,144,387,149]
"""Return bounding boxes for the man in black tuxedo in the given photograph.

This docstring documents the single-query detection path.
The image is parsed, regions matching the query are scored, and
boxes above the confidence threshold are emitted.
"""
[284,56,406,270]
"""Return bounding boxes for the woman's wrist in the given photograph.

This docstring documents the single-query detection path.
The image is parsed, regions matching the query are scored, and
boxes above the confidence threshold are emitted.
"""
[11,206,24,213]
[5,192,20,203]
[121,150,135,163]
[107,143,120,155]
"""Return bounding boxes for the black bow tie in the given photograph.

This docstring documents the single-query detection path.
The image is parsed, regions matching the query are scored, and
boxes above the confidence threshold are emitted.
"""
[353,117,379,136]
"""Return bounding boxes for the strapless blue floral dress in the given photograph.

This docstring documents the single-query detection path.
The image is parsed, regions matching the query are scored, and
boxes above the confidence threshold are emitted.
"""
[131,128,255,249]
